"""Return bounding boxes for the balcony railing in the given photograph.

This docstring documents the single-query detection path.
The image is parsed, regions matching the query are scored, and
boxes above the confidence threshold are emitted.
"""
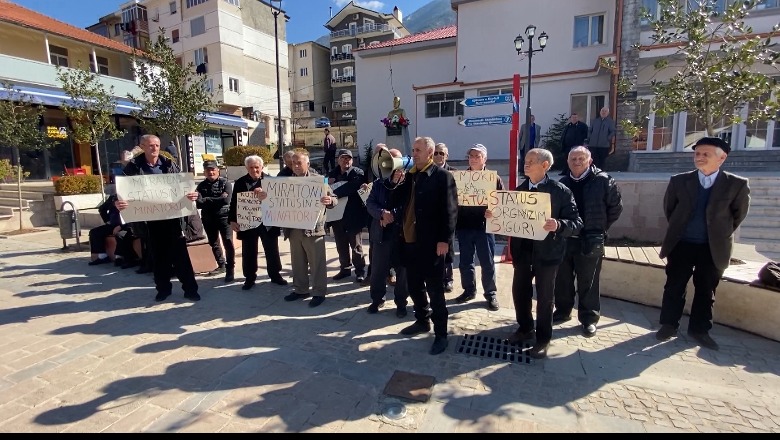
[330,23,401,39]
[333,100,354,109]
[331,75,355,85]
[330,53,354,61]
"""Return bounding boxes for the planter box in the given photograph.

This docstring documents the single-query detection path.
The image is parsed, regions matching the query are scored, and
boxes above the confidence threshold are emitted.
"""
[53,193,105,211]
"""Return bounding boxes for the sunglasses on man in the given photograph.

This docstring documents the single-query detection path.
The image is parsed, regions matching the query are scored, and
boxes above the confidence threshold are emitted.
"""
[434,151,447,156]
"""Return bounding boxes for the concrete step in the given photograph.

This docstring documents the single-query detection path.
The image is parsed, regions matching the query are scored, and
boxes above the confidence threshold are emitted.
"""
[747,187,780,197]
[0,198,29,209]
[742,237,780,253]
[746,206,780,216]
[0,183,55,193]
[739,226,780,241]
[740,216,780,228]
[747,195,780,207]
[0,209,34,232]
[0,190,45,200]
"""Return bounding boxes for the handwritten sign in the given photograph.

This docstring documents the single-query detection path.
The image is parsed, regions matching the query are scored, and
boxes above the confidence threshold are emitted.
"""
[452,170,498,206]
[358,182,373,204]
[236,191,262,231]
[325,181,348,222]
[486,190,551,240]
[262,176,325,230]
[115,173,195,222]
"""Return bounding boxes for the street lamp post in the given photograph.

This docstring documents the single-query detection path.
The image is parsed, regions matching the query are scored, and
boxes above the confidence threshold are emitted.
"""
[271,0,284,167]
[514,25,548,175]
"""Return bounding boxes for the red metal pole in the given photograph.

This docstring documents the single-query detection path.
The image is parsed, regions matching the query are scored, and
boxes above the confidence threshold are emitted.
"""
[509,74,520,189]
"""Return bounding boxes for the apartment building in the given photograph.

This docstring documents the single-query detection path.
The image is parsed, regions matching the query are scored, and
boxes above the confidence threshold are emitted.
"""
[288,41,332,132]
[138,0,291,148]
[86,0,150,50]
[325,2,410,131]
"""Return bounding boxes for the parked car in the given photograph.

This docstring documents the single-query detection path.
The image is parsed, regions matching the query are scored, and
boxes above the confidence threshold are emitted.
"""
[314,117,331,128]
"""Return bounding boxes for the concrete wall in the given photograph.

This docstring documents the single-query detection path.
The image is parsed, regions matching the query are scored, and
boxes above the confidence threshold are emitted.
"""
[608,176,669,242]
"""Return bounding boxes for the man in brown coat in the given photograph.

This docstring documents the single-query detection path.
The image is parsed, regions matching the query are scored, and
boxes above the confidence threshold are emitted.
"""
[656,137,750,351]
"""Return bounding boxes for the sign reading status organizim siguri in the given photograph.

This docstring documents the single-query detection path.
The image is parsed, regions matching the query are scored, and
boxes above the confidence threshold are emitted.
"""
[486,190,551,240]
[115,173,196,223]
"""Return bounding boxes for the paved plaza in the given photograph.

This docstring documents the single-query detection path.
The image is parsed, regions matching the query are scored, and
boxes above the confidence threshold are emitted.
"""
[0,228,778,433]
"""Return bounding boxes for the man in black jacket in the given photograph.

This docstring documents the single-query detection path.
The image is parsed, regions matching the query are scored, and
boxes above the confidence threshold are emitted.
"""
[115,134,201,302]
[453,144,504,311]
[433,142,457,292]
[390,136,458,355]
[554,147,623,336]
[228,155,288,290]
[196,160,234,282]
[491,148,582,359]
[327,149,368,283]
[558,113,589,176]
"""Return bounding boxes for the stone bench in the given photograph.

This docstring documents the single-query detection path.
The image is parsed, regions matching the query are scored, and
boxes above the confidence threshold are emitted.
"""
[600,246,780,342]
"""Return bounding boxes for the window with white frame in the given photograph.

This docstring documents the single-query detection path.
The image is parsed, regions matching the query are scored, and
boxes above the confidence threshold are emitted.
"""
[299,67,308,76]
[194,47,208,66]
[186,0,209,8]
[203,78,213,93]
[331,46,338,56]
[425,92,465,118]
[343,66,354,78]
[570,93,607,123]
[229,77,239,93]
[49,45,68,67]
[341,92,352,103]
[478,87,514,97]
[342,44,353,54]
[349,22,357,35]
[363,18,374,29]
[224,0,240,6]
[573,13,605,47]
[191,16,206,36]
[172,29,180,43]
[299,48,307,58]
[169,1,177,14]
[332,68,339,79]
[90,54,109,75]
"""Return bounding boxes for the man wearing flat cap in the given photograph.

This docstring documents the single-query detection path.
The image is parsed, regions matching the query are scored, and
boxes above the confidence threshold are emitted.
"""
[655,137,750,351]
[196,160,235,281]
[327,148,368,283]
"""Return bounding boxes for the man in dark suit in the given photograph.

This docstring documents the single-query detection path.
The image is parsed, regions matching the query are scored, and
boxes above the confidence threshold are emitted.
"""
[390,136,458,355]
[656,137,750,351]
[558,112,589,176]
[519,115,542,170]
[327,149,368,283]
[228,155,288,290]
[492,148,582,359]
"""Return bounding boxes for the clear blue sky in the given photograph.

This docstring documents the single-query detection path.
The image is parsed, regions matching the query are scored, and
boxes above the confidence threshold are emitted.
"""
[12,0,431,44]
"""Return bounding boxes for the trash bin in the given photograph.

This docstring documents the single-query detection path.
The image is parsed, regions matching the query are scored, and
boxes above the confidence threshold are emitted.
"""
[57,201,81,250]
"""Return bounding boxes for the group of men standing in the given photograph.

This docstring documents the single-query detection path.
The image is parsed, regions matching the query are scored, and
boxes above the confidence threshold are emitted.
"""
[108,125,749,360]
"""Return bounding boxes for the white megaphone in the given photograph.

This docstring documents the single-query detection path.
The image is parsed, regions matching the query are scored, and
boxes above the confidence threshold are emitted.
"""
[371,147,413,181]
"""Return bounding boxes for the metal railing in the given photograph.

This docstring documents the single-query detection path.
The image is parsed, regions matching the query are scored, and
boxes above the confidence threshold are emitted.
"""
[330,53,355,61]
[330,23,401,39]
[331,76,355,84]
[332,100,355,109]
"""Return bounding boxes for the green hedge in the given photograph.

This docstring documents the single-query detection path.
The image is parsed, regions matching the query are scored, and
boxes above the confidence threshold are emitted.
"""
[223,145,273,166]
[54,175,103,195]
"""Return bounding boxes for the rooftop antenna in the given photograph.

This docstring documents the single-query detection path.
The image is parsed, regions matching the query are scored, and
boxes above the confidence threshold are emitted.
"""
[329,6,332,18]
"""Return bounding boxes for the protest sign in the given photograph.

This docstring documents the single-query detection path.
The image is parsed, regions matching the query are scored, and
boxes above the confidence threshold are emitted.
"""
[486,190,551,240]
[357,182,373,204]
[325,181,347,222]
[262,176,325,230]
[452,170,497,206]
[115,173,195,223]
[236,191,262,231]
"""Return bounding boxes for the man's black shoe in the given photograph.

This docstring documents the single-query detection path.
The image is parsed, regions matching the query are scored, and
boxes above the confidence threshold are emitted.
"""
[284,292,310,302]
[242,279,255,290]
[356,275,367,285]
[486,295,500,311]
[270,277,289,286]
[333,269,351,281]
[309,296,325,307]
[367,300,385,314]
[396,306,408,319]
[507,329,536,345]
[687,330,719,351]
[583,324,597,337]
[155,291,171,302]
[656,324,677,341]
[88,257,111,266]
[114,258,125,267]
[184,292,201,301]
[429,336,448,355]
[208,266,226,277]
[552,311,572,324]
[400,321,431,336]
[121,260,139,269]
[224,270,235,283]
[454,291,476,304]
[444,281,454,293]
[527,343,549,359]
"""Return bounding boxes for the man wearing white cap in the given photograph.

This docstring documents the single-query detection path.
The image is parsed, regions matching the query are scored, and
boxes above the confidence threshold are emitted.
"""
[453,144,504,311]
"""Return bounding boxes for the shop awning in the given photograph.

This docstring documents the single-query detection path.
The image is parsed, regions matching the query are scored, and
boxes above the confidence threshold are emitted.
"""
[0,84,248,129]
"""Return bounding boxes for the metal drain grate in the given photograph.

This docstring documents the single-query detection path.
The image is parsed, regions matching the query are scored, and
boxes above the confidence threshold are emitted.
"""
[455,334,532,364]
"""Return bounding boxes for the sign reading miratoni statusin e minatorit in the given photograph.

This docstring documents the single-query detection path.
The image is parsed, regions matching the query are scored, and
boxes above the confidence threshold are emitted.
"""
[115,173,197,223]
